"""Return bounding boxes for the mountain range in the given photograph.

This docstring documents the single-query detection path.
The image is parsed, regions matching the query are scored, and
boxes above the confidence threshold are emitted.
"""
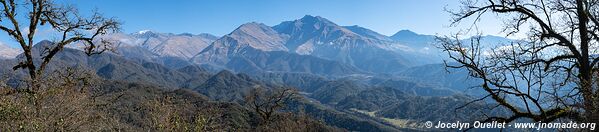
[111,31,218,60]
[0,15,516,131]
[0,15,513,76]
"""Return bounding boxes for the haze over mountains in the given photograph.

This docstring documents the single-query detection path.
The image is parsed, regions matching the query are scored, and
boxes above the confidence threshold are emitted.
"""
[0,42,21,59]
[0,15,514,131]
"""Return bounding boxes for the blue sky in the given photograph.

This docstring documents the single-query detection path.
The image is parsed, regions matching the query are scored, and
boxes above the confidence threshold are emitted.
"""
[1,0,507,48]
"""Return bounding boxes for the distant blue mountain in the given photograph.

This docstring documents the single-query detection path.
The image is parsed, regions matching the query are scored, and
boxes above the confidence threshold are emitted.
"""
[390,30,436,48]
[343,25,393,41]
[463,35,515,48]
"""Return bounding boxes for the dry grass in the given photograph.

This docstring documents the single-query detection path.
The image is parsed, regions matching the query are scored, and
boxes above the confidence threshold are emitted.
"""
[145,95,223,131]
[0,67,129,131]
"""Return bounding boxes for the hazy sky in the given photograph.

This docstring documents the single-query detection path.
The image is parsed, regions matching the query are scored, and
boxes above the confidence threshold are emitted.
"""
[1,0,509,48]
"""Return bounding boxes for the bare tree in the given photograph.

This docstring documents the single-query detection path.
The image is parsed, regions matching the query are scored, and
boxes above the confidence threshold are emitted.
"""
[441,0,599,124]
[0,0,120,92]
[244,86,298,124]
[0,66,128,131]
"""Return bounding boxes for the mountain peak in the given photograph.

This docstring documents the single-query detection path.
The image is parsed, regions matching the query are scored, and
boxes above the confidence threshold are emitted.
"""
[300,15,320,20]
[33,40,54,49]
[177,32,194,37]
[347,25,360,28]
[298,15,335,25]
[392,30,418,37]
[196,69,264,102]
[227,22,288,49]
[343,25,392,41]
[272,15,347,38]
[390,30,436,48]
[133,30,161,38]
[38,40,54,44]
[196,33,219,40]
[192,21,289,65]
[234,22,270,32]
[203,70,241,86]
[214,70,235,77]
[138,30,152,34]
[240,22,263,26]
